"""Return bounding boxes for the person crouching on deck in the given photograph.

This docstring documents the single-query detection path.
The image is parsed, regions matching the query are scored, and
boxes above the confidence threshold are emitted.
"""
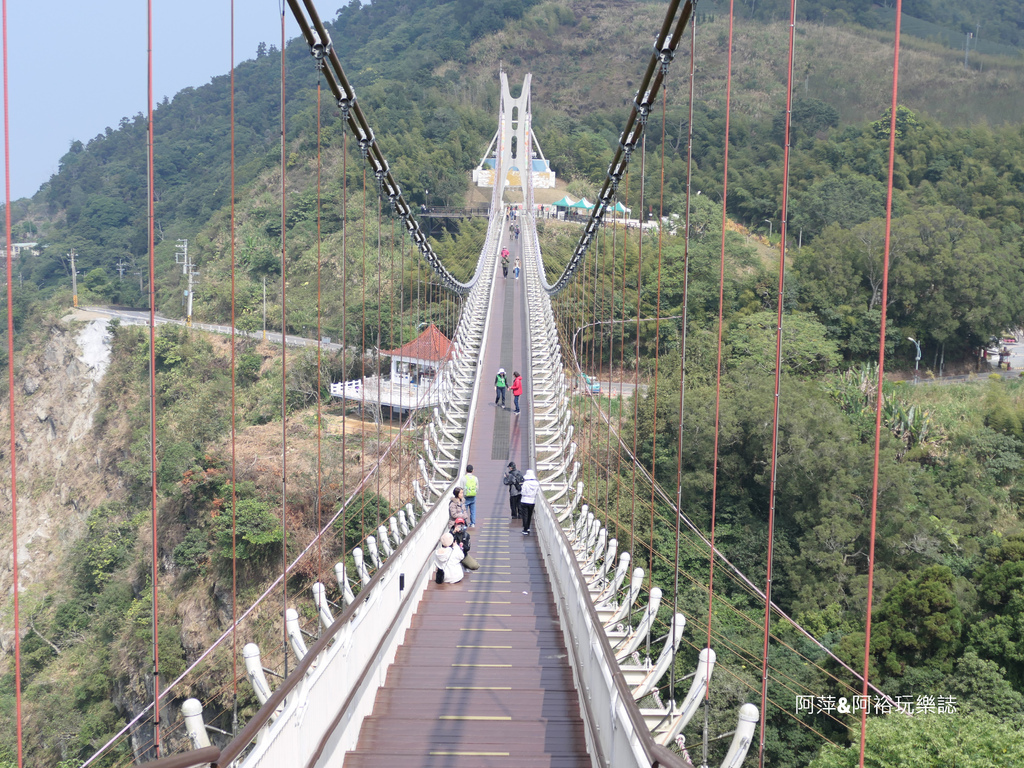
[434,532,465,584]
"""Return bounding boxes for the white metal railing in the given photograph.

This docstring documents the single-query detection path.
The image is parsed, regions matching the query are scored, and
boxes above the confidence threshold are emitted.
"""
[520,211,757,767]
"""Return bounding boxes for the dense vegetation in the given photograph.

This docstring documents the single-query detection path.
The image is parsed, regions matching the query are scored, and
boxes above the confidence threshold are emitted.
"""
[1,0,1023,765]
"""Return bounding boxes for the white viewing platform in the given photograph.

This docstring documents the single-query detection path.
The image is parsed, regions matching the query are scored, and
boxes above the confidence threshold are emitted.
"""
[330,323,452,415]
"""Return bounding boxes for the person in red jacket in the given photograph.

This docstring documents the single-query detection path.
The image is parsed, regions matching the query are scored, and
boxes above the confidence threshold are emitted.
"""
[511,371,523,414]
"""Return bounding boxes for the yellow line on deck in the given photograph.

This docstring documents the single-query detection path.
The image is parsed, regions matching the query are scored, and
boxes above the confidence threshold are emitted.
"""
[460,628,512,631]
[430,751,510,757]
[451,663,512,667]
[456,645,512,648]
[465,600,511,604]
[463,613,512,617]
[439,715,512,721]
[446,686,513,690]
[469,589,511,592]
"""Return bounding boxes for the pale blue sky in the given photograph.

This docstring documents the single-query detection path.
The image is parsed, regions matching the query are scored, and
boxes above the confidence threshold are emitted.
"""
[3,1,303,200]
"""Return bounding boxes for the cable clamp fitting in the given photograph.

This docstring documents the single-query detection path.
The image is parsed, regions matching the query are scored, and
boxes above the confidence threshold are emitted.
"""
[655,44,676,74]
[337,95,356,121]
[633,97,651,126]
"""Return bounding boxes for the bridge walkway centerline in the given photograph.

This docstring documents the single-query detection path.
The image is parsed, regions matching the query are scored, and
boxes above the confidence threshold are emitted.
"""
[343,227,590,767]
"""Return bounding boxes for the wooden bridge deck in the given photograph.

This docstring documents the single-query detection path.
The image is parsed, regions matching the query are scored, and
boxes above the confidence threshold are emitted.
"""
[344,231,590,767]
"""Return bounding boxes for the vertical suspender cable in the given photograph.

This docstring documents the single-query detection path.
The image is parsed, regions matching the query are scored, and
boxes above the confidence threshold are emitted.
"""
[315,77,324,606]
[360,165,366,541]
[706,0,736,760]
[604,213,616,513]
[279,4,289,678]
[398,226,405,507]
[647,81,669,593]
[759,0,799,763]
[616,172,629,498]
[2,1,24,763]
[859,3,903,766]
[630,139,645,577]
[340,128,348,555]
[229,0,240,734]
[145,0,161,755]
[375,187,382,516]
[671,14,697,709]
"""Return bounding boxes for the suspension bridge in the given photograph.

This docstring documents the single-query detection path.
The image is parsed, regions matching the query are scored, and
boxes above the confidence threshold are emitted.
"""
[2,0,917,766]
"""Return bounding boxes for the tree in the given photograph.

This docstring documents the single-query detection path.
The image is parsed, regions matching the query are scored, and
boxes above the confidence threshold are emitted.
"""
[871,565,964,677]
[808,708,1024,767]
[727,310,842,375]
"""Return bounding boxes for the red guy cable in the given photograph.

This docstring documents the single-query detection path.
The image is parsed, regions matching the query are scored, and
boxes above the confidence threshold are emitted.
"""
[760,1,799,763]
[3,0,24,763]
[707,0,736,741]
[860,2,904,765]
[145,0,162,755]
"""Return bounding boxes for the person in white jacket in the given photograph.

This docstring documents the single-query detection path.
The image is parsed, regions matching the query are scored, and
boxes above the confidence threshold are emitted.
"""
[433,532,465,584]
[518,469,540,535]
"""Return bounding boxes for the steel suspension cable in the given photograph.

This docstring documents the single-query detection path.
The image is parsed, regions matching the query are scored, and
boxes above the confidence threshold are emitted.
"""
[671,14,697,711]
[229,0,240,734]
[2,0,24,763]
[146,0,161,754]
[706,0,736,756]
[545,0,695,295]
[860,3,904,765]
[278,5,290,679]
[759,0,800,762]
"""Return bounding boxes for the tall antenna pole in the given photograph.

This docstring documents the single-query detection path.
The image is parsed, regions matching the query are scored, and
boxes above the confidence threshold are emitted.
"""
[69,249,78,308]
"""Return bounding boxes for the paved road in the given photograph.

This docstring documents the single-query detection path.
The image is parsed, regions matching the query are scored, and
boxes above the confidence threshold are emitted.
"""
[80,306,341,352]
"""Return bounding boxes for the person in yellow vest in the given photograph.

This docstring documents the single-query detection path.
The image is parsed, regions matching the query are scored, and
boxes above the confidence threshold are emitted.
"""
[463,464,479,527]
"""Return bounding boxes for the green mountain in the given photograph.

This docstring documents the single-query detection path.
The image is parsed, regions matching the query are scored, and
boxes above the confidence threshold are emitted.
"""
[2,2,1024,767]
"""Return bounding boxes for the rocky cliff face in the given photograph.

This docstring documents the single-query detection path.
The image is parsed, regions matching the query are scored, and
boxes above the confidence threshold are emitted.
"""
[0,313,117,655]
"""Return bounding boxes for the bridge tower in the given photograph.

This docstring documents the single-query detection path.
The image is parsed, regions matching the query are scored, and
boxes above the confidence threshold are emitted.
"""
[474,73,554,206]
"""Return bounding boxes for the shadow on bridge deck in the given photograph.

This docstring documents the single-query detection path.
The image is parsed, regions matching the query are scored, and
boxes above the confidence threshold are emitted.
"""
[345,233,589,767]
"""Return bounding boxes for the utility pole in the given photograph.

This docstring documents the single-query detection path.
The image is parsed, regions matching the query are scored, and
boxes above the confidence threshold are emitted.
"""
[964,31,973,70]
[116,259,127,280]
[175,239,199,327]
[68,249,79,308]
[262,274,267,341]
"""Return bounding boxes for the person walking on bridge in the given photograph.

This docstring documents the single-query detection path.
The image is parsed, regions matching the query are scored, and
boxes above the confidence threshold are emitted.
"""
[519,469,540,535]
[501,247,510,277]
[494,367,507,407]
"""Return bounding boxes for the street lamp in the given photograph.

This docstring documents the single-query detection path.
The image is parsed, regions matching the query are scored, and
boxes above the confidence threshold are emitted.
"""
[907,336,921,385]
[764,219,773,240]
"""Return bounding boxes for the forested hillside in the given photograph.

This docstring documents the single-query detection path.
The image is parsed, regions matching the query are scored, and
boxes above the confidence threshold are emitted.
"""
[2,0,1024,766]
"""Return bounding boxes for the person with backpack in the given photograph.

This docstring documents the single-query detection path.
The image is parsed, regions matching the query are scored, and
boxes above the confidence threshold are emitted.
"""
[513,256,520,279]
[503,461,524,519]
[510,371,523,414]
[494,367,507,407]
[463,464,479,527]
[500,248,510,277]
[519,469,540,535]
